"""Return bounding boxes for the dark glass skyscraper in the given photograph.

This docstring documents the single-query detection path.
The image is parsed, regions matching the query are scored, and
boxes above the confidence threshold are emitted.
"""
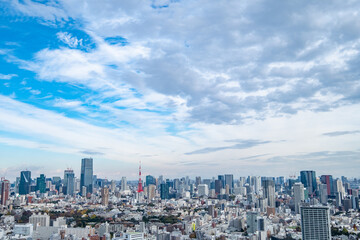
[64,169,75,195]
[19,170,31,195]
[218,175,225,188]
[300,170,317,195]
[80,158,93,195]
[36,174,46,193]
[146,175,156,186]
[160,183,169,199]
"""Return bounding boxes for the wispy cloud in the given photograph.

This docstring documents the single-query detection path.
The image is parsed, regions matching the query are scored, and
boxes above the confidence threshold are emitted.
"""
[0,73,17,80]
[322,130,360,137]
[57,32,83,48]
[185,140,271,155]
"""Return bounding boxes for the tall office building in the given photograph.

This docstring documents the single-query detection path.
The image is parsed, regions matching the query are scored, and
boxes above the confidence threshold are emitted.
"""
[319,184,328,204]
[224,174,234,193]
[64,169,75,195]
[1,179,10,206]
[250,176,261,194]
[198,184,209,197]
[263,179,276,208]
[320,175,333,196]
[146,175,156,186]
[80,158,93,195]
[300,205,331,240]
[173,178,180,190]
[293,182,305,214]
[300,171,317,196]
[19,171,31,195]
[195,176,201,187]
[215,179,222,195]
[160,183,169,200]
[121,177,127,191]
[101,187,109,206]
[218,175,225,188]
[36,174,46,193]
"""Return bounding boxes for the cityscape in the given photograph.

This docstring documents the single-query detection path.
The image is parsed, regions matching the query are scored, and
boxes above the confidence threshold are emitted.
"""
[1,0,360,240]
[0,158,359,239]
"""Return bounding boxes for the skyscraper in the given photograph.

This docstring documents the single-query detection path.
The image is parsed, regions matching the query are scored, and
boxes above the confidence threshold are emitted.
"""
[224,174,234,193]
[215,179,222,195]
[195,176,201,187]
[101,187,109,206]
[293,182,304,214]
[80,158,93,195]
[160,183,169,200]
[121,176,127,191]
[36,174,46,193]
[300,205,331,240]
[300,170,317,196]
[19,170,31,195]
[320,175,333,196]
[146,175,156,186]
[64,169,75,195]
[263,179,276,208]
[218,175,225,188]
[1,179,10,206]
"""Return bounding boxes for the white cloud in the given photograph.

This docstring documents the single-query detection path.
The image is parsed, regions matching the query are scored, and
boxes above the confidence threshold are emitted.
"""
[3,0,360,177]
[0,73,17,80]
[57,32,83,48]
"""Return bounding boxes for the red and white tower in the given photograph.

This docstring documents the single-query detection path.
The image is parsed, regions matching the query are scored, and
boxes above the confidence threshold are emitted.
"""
[137,161,143,193]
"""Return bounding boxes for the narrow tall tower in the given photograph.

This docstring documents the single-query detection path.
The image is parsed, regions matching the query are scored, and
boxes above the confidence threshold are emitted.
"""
[137,161,143,193]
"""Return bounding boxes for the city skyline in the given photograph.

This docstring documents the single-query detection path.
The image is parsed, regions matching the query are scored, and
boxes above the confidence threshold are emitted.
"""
[0,1,360,180]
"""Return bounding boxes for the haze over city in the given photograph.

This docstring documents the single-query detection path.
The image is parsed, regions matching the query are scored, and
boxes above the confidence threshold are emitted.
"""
[0,0,360,180]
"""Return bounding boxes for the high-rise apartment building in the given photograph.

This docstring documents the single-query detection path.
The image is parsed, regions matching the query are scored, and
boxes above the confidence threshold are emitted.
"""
[121,177,127,191]
[300,171,317,196]
[1,179,10,206]
[300,205,331,240]
[29,213,50,230]
[19,171,31,195]
[147,184,156,200]
[64,169,75,195]
[101,187,109,206]
[80,158,93,195]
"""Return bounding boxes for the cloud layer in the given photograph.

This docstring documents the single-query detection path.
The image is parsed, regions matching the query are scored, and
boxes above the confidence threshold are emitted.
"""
[0,0,359,179]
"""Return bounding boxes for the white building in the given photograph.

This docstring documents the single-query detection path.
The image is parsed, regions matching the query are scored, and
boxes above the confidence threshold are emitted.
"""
[293,182,305,214]
[13,224,33,237]
[197,184,209,197]
[29,213,50,230]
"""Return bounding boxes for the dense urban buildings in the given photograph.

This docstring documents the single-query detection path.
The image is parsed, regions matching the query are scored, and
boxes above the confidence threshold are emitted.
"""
[0,158,359,240]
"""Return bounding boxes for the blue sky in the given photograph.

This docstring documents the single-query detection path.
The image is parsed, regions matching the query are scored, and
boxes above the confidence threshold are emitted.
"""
[0,0,359,180]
